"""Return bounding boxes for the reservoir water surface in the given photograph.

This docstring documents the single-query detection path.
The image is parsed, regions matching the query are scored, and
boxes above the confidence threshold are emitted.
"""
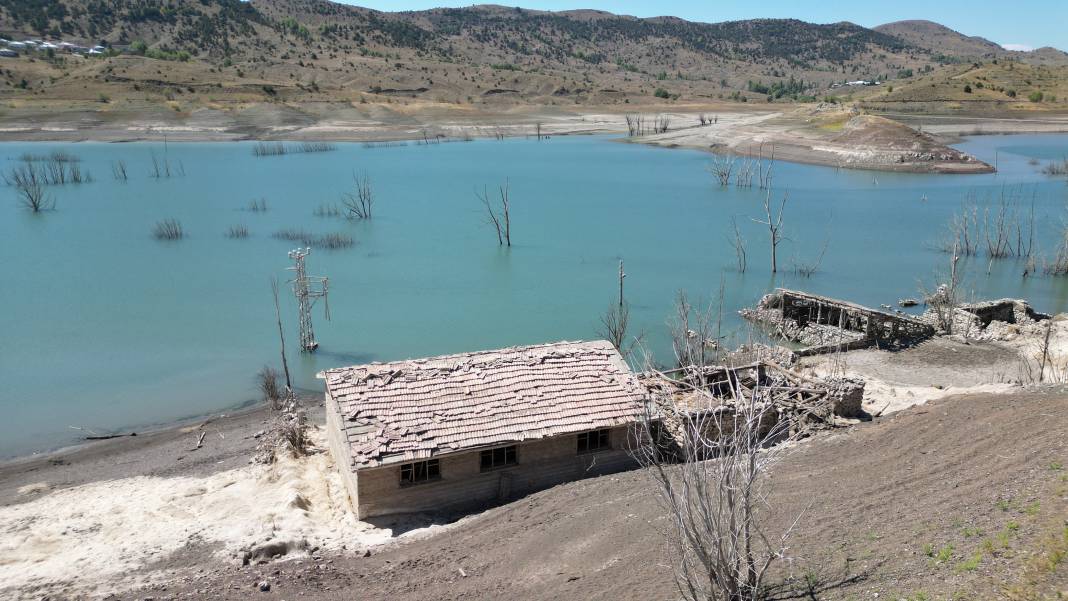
[2,133,1067,456]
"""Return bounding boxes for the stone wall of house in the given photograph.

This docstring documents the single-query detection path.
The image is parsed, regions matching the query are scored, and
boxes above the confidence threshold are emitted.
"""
[353,426,638,518]
[325,391,361,513]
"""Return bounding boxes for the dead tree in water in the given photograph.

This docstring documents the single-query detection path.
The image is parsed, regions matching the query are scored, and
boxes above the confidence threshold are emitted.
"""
[735,156,755,187]
[709,155,735,187]
[625,114,645,136]
[343,172,375,220]
[476,182,512,246]
[753,189,788,273]
[111,160,128,182]
[728,216,747,273]
[8,163,54,212]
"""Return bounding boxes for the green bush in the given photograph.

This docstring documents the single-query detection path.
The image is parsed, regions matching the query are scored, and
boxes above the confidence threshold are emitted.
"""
[653,87,671,99]
[1029,91,1044,102]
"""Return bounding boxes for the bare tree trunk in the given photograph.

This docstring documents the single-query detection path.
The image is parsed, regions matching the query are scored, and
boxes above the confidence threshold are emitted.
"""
[728,217,747,273]
[271,277,292,391]
[500,183,511,247]
[1039,317,1053,383]
[753,190,787,273]
[476,186,504,245]
[633,361,818,601]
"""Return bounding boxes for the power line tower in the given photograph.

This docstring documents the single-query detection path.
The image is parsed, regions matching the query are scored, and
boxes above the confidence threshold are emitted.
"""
[287,247,330,352]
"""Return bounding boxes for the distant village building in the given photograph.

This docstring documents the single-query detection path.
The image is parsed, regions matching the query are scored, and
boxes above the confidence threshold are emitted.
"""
[321,340,647,518]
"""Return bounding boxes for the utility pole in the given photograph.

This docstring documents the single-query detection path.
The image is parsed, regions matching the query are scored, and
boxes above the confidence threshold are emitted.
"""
[287,247,330,352]
[618,259,626,307]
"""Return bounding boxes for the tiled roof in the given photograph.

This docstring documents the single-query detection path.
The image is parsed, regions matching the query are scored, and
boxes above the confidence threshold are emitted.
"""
[322,340,647,469]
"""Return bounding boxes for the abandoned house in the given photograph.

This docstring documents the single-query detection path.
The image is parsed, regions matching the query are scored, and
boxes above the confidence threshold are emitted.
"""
[320,340,648,518]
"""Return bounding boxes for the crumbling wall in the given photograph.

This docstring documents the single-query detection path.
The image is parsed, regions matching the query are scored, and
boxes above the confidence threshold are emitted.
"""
[959,299,1049,327]
[824,377,865,418]
[742,289,934,353]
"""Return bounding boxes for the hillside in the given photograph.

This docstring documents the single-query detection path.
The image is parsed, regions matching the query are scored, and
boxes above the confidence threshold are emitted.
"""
[0,1,1066,144]
[0,0,1017,107]
[859,59,1068,116]
[874,20,1004,59]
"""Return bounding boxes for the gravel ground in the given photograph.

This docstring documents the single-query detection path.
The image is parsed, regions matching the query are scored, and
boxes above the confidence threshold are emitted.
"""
[128,389,1068,601]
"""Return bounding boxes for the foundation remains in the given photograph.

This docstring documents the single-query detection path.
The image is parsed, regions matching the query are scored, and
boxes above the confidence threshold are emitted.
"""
[742,288,936,353]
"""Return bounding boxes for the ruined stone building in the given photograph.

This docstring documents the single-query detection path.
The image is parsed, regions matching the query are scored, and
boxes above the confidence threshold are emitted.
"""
[320,340,647,518]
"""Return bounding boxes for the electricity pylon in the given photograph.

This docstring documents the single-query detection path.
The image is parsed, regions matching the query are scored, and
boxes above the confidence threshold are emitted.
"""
[287,247,330,352]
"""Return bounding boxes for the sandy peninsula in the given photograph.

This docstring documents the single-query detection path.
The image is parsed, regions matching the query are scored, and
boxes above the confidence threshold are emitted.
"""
[5,99,1063,174]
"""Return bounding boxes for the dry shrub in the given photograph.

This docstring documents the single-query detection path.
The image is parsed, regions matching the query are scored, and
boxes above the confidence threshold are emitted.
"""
[153,219,184,240]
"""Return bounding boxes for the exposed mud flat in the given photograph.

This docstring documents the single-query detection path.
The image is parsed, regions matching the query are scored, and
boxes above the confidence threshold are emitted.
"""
[6,98,1066,173]
[634,106,996,173]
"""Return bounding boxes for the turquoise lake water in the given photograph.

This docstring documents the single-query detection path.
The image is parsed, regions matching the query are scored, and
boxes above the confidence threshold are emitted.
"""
[2,134,1067,457]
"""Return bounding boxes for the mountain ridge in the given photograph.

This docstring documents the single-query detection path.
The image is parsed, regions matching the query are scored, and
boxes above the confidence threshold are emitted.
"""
[0,1,1065,115]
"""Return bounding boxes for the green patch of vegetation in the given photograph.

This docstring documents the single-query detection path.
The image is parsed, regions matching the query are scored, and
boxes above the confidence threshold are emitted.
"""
[1003,525,1068,599]
[281,18,311,41]
[996,498,1013,511]
[933,544,954,564]
[955,553,982,572]
[923,543,935,557]
[1029,91,1044,102]
[747,76,806,100]
[653,87,671,99]
[1050,460,1064,471]
[962,526,983,538]
[130,40,190,62]
[490,63,519,71]
[1023,501,1040,516]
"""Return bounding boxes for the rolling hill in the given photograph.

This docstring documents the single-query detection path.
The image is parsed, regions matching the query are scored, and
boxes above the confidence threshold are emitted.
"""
[874,19,1005,58]
[0,1,1065,127]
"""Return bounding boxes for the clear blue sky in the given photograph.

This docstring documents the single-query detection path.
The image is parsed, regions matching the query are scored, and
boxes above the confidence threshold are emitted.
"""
[338,0,1067,51]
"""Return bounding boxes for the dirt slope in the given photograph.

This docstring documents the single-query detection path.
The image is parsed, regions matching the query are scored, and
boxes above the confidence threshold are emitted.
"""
[147,389,1068,600]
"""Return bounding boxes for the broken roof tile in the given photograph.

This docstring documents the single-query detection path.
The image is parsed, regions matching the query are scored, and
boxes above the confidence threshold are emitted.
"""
[323,340,645,469]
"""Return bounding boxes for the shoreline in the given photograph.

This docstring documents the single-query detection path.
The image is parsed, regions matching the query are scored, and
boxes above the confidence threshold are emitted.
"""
[1,103,1065,172]
[0,396,321,508]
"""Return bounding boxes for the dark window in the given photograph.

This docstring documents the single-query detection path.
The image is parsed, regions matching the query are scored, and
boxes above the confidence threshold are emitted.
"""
[400,459,440,486]
[479,445,518,471]
[577,429,611,454]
